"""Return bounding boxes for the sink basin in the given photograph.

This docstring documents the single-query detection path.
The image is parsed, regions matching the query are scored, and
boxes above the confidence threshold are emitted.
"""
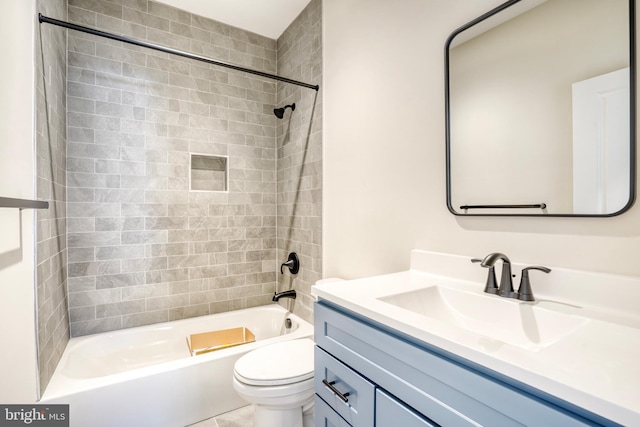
[378,286,589,350]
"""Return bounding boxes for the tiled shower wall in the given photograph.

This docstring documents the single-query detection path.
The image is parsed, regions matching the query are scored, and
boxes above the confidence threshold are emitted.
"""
[276,0,322,324]
[66,0,283,337]
[36,0,69,393]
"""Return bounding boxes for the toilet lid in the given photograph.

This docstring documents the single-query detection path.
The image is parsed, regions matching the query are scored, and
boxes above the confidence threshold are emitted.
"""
[234,338,314,386]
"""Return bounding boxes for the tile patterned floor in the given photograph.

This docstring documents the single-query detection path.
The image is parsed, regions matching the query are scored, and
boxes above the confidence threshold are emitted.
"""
[188,405,254,427]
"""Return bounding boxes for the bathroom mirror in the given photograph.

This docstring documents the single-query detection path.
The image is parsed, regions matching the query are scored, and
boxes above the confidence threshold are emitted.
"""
[445,0,636,216]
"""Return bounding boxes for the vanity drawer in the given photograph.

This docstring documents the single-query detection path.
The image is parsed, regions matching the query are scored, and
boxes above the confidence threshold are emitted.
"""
[314,395,351,427]
[314,346,375,427]
[375,389,437,427]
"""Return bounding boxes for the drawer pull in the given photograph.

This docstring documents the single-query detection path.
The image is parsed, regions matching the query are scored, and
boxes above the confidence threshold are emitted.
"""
[322,379,350,403]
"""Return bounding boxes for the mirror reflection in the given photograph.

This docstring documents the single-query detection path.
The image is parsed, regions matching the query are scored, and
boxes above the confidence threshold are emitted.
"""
[446,0,635,216]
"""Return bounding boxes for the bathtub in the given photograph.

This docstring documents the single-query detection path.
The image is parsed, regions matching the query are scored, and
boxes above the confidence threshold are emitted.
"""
[40,305,313,427]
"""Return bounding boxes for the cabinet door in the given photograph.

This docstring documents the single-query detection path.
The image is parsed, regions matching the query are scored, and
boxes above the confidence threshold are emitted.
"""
[315,346,375,427]
[315,395,352,427]
[375,389,438,427]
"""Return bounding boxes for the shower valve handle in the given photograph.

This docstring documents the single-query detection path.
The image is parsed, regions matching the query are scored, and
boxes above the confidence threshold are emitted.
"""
[280,252,300,274]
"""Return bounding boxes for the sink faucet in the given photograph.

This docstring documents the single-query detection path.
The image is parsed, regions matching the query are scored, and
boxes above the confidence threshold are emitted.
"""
[480,253,517,299]
[474,253,552,302]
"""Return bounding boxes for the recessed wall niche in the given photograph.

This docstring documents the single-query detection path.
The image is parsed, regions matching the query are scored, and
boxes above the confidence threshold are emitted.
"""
[190,154,229,192]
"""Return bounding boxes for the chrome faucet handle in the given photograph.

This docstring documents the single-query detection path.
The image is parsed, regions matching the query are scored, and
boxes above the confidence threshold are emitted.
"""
[480,253,516,298]
[517,266,551,302]
[471,258,499,295]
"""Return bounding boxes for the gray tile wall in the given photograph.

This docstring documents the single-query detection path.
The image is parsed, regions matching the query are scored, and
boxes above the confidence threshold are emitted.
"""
[275,0,323,323]
[66,0,281,336]
[36,0,69,394]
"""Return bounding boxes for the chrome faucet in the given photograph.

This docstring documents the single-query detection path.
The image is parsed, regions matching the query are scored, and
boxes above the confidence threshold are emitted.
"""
[480,253,517,299]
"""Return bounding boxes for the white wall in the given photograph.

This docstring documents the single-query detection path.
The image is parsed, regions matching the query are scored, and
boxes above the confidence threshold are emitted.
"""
[0,0,39,403]
[323,0,640,279]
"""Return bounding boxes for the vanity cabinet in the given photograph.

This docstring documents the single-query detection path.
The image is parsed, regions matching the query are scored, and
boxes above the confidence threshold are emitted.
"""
[313,301,613,427]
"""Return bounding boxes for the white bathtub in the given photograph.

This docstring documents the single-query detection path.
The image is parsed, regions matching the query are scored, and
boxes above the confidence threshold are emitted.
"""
[40,305,313,427]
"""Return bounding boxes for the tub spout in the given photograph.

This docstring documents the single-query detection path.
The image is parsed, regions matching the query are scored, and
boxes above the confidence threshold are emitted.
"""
[272,290,296,301]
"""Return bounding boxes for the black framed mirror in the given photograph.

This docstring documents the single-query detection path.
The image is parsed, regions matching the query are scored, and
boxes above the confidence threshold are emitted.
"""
[445,0,636,216]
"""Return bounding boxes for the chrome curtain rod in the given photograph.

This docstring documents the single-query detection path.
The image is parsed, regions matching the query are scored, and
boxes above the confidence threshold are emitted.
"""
[38,14,320,92]
[460,203,547,210]
[0,197,49,210]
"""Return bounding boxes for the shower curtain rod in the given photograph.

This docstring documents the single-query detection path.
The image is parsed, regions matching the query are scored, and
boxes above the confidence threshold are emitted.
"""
[0,197,49,210]
[38,14,320,92]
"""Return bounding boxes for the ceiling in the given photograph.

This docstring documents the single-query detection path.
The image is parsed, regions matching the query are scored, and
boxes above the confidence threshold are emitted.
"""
[153,0,313,39]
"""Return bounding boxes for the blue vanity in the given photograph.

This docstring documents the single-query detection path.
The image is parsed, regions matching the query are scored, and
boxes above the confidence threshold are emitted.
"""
[311,251,640,426]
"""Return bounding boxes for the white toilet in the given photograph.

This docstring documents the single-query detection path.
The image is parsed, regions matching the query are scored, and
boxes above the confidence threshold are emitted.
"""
[233,338,315,427]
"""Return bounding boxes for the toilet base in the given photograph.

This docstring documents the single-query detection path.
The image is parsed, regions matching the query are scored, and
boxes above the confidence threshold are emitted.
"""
[303,406,313,427]
[233,376,315,427]
[253,405,312,427]
[251,396,314,427]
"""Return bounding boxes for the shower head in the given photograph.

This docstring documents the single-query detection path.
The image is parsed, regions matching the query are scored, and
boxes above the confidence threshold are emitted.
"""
[274,103,296,119]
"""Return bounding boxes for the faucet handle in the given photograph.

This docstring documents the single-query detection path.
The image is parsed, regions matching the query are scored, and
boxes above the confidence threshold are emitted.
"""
[517,266,551,301]
[471,258,499,295]
[280,252,300,274]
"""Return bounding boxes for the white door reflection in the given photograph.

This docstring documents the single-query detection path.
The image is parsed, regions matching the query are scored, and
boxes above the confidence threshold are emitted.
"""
[572,67,630,214]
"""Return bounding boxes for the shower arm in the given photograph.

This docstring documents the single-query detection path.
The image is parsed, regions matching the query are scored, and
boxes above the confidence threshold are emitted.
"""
[38,14,320,92]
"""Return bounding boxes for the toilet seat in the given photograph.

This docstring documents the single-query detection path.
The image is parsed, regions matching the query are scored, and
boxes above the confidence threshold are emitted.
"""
[234,338,314,386]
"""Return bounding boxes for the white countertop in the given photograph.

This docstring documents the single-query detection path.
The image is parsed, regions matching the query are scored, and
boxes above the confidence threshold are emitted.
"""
[312,251,640,426]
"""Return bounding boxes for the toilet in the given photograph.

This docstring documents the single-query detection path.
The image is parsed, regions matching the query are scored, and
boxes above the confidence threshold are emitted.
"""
[233,338,315,427]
